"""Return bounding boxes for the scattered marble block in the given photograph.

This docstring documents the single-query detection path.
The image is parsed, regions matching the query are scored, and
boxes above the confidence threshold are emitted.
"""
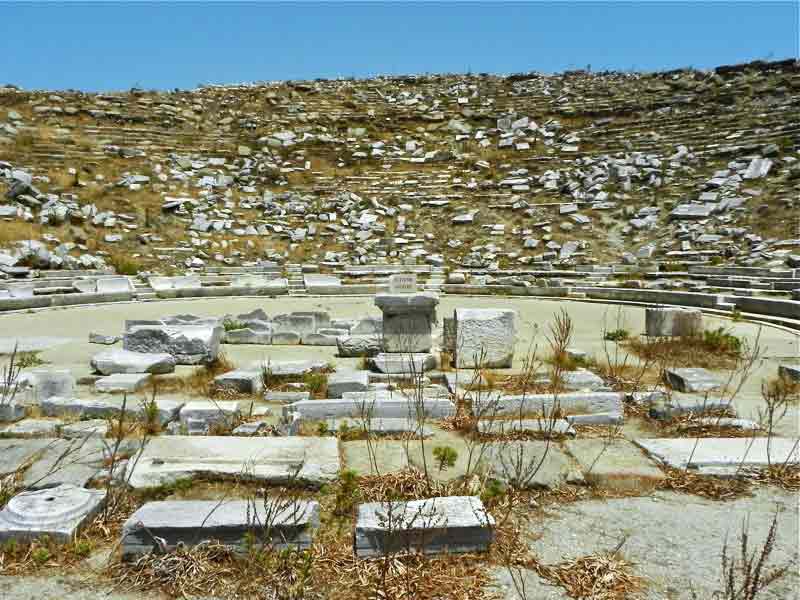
[645,307,702,337]
[562,369,605,391]
[477,419,576,437]
[0,484,106,543]
[91,349,176,376]
[336,335,383,358]
[374,292,439,353]
[126,436,340,489]
[124,325,223,365]
[89,333,120,345]
[265,391,311,404]
[778,364,800,383]
[61,419,109,439]
[370,353,437,374]
[224,328,273,345]
[565,439,665,491]
[454,308,517,368]
[179,401,241,430]
[635,438,800,476]
[327,370,370,399]
[213,370,263,395]
[95,373,151,394]
[354,496,494,558]
[18,369,75,403]
[121,499,320,559]
[665,368,724,393]
[0,418,62,437]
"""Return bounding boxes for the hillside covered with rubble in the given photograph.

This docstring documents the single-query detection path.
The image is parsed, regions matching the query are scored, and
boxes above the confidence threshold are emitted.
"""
[1,58,798,278]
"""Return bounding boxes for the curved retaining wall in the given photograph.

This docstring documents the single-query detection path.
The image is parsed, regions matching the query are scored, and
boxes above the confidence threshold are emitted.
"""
[153,286,288,299]
[0,291,134,311]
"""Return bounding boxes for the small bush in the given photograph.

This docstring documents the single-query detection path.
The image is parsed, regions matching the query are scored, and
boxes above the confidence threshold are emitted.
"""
[303,372,327,398]
[222,317,247,332]
[15,350,47,369]
[432,445,458,472]
[107,253,142,276]
[334,469,359,516]
[31,546,51,564]
[702,327,742,356]
[604,329,629,342]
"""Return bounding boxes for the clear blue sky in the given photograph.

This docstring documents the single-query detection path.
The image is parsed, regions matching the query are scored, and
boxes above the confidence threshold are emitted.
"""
[2,1,798,91]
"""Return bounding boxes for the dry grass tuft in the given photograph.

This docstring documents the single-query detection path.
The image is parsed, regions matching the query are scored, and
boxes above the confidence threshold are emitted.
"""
[624,330,743,371]
[658,467,752,501]
[533,550,644,600]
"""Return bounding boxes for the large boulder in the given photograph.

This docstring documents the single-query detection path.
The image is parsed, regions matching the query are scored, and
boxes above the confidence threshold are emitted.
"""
[123,325,223,365]
[454,308,517,368]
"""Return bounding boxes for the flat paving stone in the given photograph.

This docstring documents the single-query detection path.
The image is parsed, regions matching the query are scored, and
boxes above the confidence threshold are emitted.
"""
[635,437,800,475]
[126,436,340,489]
[477,419,576,436]
[0,419,63,438]
[95,373,151,393]
[265,391,311,403]
[355,496,494,557]
[0,439,55,476]
[484,441,582,489]
[121,499,320,559]
[61,420,109,439]
[565,439,665,491]
[343,440,411,475]
[0,484,106,543]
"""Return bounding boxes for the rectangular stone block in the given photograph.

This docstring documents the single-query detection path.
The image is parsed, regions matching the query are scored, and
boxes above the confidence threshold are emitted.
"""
[126,436,339,489]
[284,396,455,420]
[327,370,370,399]
[665,368,723,393]
[121,499,319,559]
[354,496,493,557]
[213,370,263,395]
[95,373,150,393]
[454,308,517,368]
[124,325,223,365]
[475,392,623,418]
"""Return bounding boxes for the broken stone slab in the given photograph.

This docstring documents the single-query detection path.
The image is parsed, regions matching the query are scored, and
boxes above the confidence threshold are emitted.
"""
[124,325,223,365]
[354,496,494,558]
[126,436,340,489]
[273,314,316,336]
[0,439,55,476]
[224,327,273,345]
[95,373,151,394]
[232,420,270,436]
[272,332,301,345]
[41,396,125,419]
[565,439,665,491]
[648,395,731,420]
[665,368,724,393]
[285,394,455,421]
[454,308,516,369]
[61,419,109,439]
[369,353,437,374]
[327,370,370,399]
[179,401,241,431]
[0,418,63,437]
[562,369,605,391]
[484,442,582,489]
[634,438,800,476]
[477,419,576,436]
[257,360,328,377]
[336,335,382,358]
[148,276,201,291]
[213,370,263,395]
[90,349,176,376]
[264,391,311,404]
[89,332,120,345]
[121,499,320,559]
[318,417,433,437]
[302,333,339,346]
[645,307,702,337]
[374,292,439,353]
[0,484,106,543]
[778,364,799,383]
[18,369,75,403]
[475,392,623,418]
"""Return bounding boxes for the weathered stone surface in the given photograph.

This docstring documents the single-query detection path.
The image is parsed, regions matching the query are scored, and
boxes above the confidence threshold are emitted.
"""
[370,353,437,374]
[320,417,432,437]
[0,439,55,476]
[284,395,455,420]
[41,396,124,419]
[0,419,62,437]
[264,391,311,403]
[336,335,382,358]
[213,370,263,394]
[561,369,605,391]
[645,307,702,337]
[454,308,516,368]
[565,439,664,490]
[18,369,75,403]
[61,419,109,439]
[665,368,724,392]
[374,293,439,353]
[126,436,339,489]
[258,360,327,377]
[0,484,106,543]
[179,401,241,432]
[90,349,176,376]
[484,442,581,488]
[477,419,575,436]
[95,373,150,393]
[354,496,494,557]
[121,499,320,559]
[124,325,223,365]
[327,370,370,399]
[475,392,623,419]
[778,364,800,383]
[224,327,273,345]
[635,438,800,475]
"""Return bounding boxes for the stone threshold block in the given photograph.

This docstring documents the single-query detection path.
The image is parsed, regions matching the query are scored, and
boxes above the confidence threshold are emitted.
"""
[0,484,106,543]
[126,436,340,490]
[665,368,724,393]
[284,396,455,421]
[95,373,151,394]
[474,392,623,418]
[121,499,320,559]
[354,496,494,558]
[634,438,800,476]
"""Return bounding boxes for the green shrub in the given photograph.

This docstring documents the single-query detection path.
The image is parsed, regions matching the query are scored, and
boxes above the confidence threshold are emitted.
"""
[702,327,742,355]
[222,317,247,332]
[604,329,629,342]
[432,445,458,472]
[31,547,51,564]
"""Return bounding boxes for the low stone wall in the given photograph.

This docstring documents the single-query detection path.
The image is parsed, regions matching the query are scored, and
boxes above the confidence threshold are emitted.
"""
[308,283,389,295]
[728,296,800,320]
[154,284,288,299]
